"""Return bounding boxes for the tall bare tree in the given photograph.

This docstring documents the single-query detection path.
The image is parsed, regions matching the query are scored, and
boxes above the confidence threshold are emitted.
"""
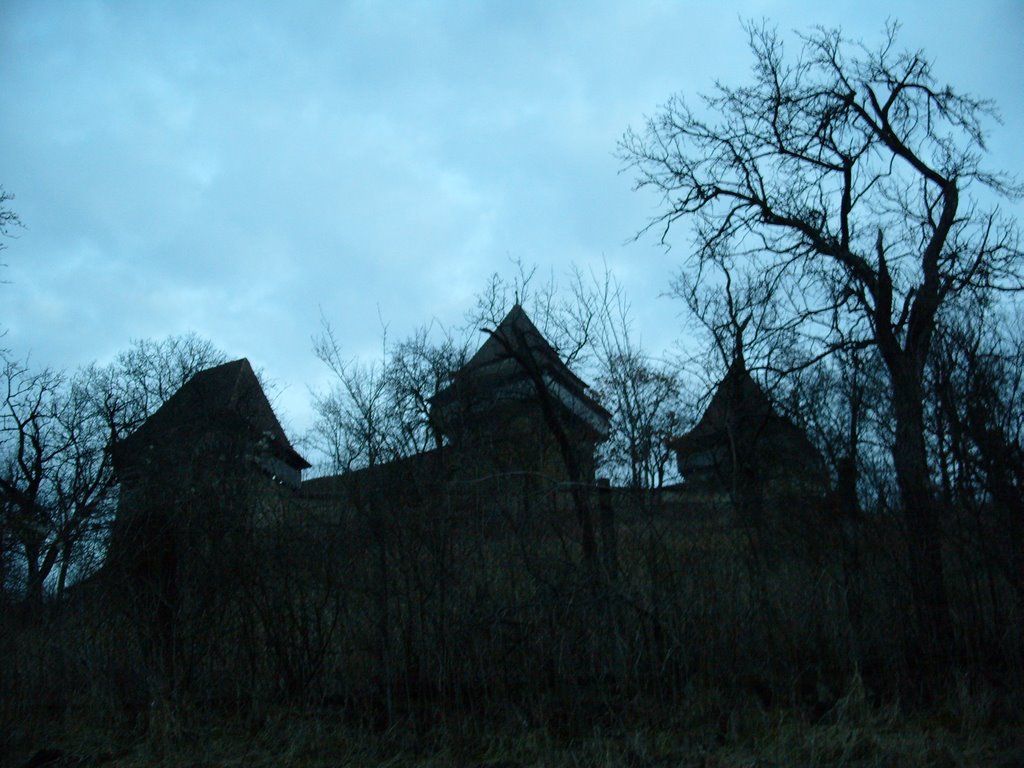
[0,360,70,605]
[620,21,1022,668]
[0,360,115,604]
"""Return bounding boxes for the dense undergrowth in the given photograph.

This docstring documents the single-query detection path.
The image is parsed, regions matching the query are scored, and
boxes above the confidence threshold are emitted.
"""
[6,684,1024,767]
[3,488,1022,767]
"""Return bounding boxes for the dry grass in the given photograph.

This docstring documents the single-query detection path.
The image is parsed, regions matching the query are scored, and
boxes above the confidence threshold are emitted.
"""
[10,678,1023,768]
[13,721,1022,768]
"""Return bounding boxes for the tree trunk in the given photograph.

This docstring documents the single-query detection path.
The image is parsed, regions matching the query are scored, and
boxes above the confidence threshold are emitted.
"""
[889,359,954,679]
[57,541,72,599]
[24,540,44,608]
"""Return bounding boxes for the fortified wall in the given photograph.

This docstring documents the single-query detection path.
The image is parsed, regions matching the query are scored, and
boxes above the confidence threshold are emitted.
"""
[110,304,830,588]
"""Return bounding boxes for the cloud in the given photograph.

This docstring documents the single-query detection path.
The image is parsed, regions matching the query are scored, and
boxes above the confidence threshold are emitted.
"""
[1,0,1021,440]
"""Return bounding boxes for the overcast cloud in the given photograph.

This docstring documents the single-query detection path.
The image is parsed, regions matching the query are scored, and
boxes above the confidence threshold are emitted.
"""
[2,0,1022,439]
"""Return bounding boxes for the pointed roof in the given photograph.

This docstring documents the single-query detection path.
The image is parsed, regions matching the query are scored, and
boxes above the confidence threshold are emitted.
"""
[460,304,587,392]
[668,356,781,457]
[431,304,610,439]
[118,358,310,470]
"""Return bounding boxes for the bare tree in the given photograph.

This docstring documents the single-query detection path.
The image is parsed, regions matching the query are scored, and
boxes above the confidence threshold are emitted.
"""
[310,319,466,473]
[0,360,68,605]
[0,186,21,267]
[387,326,469,454]
[590,279,681,489]
[620,21,1022,667]
[48,375,116,595]
[1,186,23,338]
[88,333,226,444]
[0,360,116,604]
[0,335,226,607]
[931,304,1024,620]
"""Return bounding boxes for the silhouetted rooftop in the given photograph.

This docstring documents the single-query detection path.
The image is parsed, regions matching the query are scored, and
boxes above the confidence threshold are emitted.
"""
[118,358,310,471]
[431,304,610,439]
[669,356,798,457]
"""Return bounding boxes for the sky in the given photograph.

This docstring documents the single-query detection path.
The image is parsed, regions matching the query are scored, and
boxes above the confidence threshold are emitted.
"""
[2,0,1022,444]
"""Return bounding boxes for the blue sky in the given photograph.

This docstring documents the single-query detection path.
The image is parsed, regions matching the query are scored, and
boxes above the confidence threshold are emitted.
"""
[2,0,1022,437]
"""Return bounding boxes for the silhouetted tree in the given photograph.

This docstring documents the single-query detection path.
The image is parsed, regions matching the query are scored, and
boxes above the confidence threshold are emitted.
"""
[0,186,20,265]
[88,333,226,445]
[0,335,225,607]
[310,319,466,472]
[620,21,1023,671]
[930,304,1024,635]
[591,280,681,489]
[0,360,115,604]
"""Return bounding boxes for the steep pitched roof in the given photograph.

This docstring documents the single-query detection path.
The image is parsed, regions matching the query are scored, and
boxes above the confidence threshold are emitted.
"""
[432,304,610,438]
[462,304,588,392]
[118,358,310,470]
[669,356,791,457]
